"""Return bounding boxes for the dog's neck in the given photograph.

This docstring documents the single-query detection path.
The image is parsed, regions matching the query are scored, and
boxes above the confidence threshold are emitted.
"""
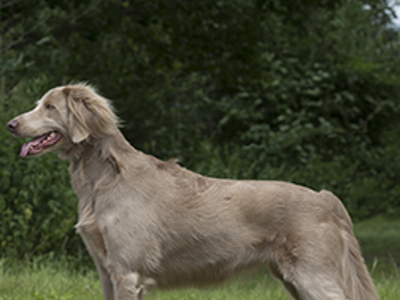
[58,137,92,162]
[59,129,129,160]
[64,130,140,211]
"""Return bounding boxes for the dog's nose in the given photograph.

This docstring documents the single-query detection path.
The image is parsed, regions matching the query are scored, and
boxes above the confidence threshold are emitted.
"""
[7,119,19,133]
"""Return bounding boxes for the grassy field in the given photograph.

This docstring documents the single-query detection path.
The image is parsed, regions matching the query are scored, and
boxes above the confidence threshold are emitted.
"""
[0,217,399,300]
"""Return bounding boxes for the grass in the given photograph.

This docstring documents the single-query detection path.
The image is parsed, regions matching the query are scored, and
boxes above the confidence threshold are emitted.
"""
[0,259,102,300]
[354,216,400,265]
[0,216,399,300]
[0,264,294,300]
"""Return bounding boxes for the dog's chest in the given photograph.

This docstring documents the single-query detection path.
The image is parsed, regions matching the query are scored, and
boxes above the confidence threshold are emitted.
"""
[69,161,109,261]
[75,207,107,260]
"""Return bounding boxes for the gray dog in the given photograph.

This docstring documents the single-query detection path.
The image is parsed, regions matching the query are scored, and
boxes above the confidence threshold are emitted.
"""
[7,84,379,300]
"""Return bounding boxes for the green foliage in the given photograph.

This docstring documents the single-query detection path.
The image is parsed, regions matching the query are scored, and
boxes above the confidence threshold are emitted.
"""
[1,0,400,259]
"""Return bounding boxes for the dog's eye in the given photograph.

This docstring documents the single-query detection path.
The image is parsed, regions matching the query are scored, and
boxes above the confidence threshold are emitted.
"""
[45,103,55,110]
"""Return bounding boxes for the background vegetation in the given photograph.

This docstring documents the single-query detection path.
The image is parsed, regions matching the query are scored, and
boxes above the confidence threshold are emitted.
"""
[1,0,400,264]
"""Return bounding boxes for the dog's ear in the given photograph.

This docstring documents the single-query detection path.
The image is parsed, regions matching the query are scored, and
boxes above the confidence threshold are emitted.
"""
[63,87,92,143]
[63,86,118,143]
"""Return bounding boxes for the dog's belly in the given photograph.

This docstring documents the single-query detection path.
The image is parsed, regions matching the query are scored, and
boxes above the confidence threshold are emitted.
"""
[151,262,251,288]
[148,245,270,288]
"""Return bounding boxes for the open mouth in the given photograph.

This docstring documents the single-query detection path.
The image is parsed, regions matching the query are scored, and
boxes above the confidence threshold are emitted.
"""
[20,131,63,157]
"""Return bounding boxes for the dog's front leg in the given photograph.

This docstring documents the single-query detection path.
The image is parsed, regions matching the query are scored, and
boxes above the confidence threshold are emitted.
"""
[96,263,115,300]
[112,272,149,300]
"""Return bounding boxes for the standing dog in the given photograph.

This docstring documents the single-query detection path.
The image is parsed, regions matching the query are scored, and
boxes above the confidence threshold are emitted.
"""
[7,84,379,300]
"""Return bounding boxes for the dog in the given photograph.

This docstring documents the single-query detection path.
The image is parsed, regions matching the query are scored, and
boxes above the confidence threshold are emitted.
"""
[7,84,380,300]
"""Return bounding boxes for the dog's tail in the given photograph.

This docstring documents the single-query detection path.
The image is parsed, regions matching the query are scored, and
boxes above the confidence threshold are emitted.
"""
[321,190,380,300]
[342,231,380,300]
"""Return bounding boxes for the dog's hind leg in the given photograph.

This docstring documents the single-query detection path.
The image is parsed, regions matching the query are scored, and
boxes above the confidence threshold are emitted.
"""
[270,263,302,300]
[273,262,347,300]
[290,271,346,300]
[271,231,348,300]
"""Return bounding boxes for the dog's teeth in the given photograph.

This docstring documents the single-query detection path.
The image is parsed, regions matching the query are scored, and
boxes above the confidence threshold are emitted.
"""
[30,146,33,150]
[50,132,55,137]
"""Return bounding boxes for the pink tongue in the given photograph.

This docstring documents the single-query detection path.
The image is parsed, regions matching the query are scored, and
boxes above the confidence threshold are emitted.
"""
[20,143,31,157]
[19,134,49,157]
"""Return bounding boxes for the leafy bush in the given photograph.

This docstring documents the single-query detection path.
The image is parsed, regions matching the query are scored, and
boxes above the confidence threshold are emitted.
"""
[0,82,84,259]
[1,0,400,260]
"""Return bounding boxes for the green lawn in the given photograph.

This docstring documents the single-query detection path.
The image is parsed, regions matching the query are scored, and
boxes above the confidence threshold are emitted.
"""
[0,216,399,300]
[354,216,400,265]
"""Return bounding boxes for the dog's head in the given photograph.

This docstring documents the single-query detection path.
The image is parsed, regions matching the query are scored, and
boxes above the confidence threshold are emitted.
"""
[7,84,119,158]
